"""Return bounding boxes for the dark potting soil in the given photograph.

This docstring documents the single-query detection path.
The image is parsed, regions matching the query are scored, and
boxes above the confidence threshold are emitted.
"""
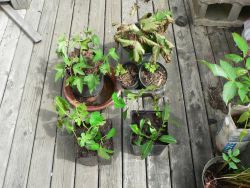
[118,64,138,88]
[131,111,168,145]
[76,120,113,158]
[204,162,239,188]
[140,65,167,87]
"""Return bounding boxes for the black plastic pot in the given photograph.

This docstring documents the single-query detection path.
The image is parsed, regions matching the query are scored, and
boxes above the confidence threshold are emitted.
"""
[139,62,167,93]
[72,74,104,98]
[119,62,139,90]
[130,110,168,157]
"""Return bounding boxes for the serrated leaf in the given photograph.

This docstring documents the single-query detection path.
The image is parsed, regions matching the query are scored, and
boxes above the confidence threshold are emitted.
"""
[73,63,85,76]
[92,34,100,46]
[140,140,153,159]
[232,32,249,57]
[89,111,105,127]
[106,128,116,139]
[112,92,125,108]
[246,58,250,70]
[108,48,119,61]
[63,119,74,134]
[72,77,85,93]
[220,60,237,81]
[222,81,237,105]
[83,74,100,94]
[86,142,100,151]
[100,62,110,75]
[54,96,70,116]
[225,54,243,63]
[130,124,140,134]
[159,135,177,144]
[201,60,228,79]
[93,49,103,62]
[55,63,65,81]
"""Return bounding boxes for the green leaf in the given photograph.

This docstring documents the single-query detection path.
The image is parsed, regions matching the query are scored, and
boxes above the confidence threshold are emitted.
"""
[73,63,85,76]
[225,54,243,63]
[108,48,119,61]
[220,60,237,81]
[222,81,237,105]
[228,149,233,157]
[159,135,177,144]
[72,77,85,93]
[222,153,229,161]
[55,63,65,81]
[112,92,125,109]
[231,156,241,163]
[235,67,248,77]
[130,124,140,135]
[93,49,103,62]
[100,62,111,75]
[237,111,250,123]
[238,87,248,102]
[162,104,170,123]
[140,140,153,159]
[139,119,145,129]
[89,111,105,127]
[86,142,100,151]
[246,58,250,70]
[201,60,228,79]
[106,128,116,139]
[63,119,74,134]
[98,147,111,160]
[232,32,249,57]
[92,34,100,46]
[54,96,70,116]
[240,129,248,141]
[229,162,238,170]
[83,74,100,94]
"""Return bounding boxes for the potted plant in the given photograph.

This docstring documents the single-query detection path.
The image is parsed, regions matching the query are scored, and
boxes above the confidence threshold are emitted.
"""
[114,10,174,91]
[202,149,250,188]
[129,104,177,159]
[55,29,121,110]
[202,33,250,152]
[54,96,116,166]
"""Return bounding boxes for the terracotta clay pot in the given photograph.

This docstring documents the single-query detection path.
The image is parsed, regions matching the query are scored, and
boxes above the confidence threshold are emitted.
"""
[63,73,122,111]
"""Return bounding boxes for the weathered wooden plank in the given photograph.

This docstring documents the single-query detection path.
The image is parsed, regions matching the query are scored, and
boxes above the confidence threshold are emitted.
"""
[1,4,42,42]
[168,0,213,187]
[51,0,90,188]
[10,0,31,10]
[99,0,122,188]
[73,0,105,187]
[0,9,25,104]
[26,0,75,187]
[0,0,44,187]
[2,0,60,187]
[183,0,226,155]
[0,9,9,43]
[153,1,196,188]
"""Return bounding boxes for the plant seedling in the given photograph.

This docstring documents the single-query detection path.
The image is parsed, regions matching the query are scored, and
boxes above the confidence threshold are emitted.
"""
[130,105,177,159]
[54,96,116,160]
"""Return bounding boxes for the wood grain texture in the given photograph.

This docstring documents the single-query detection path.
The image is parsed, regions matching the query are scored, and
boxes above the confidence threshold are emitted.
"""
[1,4,41,42]
[2,0,60,186]
[99,0,122,188]
[168,0,213,187]
[10,0,31,9]
[0,9,9,43]
[0,9,25,104]
[0,0,44,187]
[27,0,75,187]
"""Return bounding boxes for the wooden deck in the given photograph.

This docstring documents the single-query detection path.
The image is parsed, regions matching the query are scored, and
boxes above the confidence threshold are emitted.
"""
[0,0,246,188]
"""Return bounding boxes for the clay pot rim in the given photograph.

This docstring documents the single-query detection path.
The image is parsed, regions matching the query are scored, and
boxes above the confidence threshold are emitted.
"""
[63,74,122,111]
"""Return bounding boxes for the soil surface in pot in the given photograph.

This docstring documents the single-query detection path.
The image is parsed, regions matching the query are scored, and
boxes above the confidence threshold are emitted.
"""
[74,76,114,105]
[118,63,138,88]
[140,65,167,87]
[131,111,168,145]
[76,120,113,158]
[204,161,239,188]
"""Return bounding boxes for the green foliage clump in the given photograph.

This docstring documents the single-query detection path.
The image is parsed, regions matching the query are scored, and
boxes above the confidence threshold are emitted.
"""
[130,105,177,159]
[55,29,119,94]
[54,96,116,159]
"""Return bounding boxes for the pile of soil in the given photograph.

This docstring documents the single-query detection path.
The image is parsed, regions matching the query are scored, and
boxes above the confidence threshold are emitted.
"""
[204,162,237,188]
[131,111,168,145]
[76,120,113,158]
[140,65,167,87]
[118,63,138,88]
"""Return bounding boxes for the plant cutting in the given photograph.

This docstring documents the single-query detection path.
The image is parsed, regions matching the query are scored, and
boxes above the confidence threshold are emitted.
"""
[54,96,116,165]
[203,149,250,188]
[130,105,177,159]
[55,29,120,109]
[114,10,174,90]
[202,33,250,152]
